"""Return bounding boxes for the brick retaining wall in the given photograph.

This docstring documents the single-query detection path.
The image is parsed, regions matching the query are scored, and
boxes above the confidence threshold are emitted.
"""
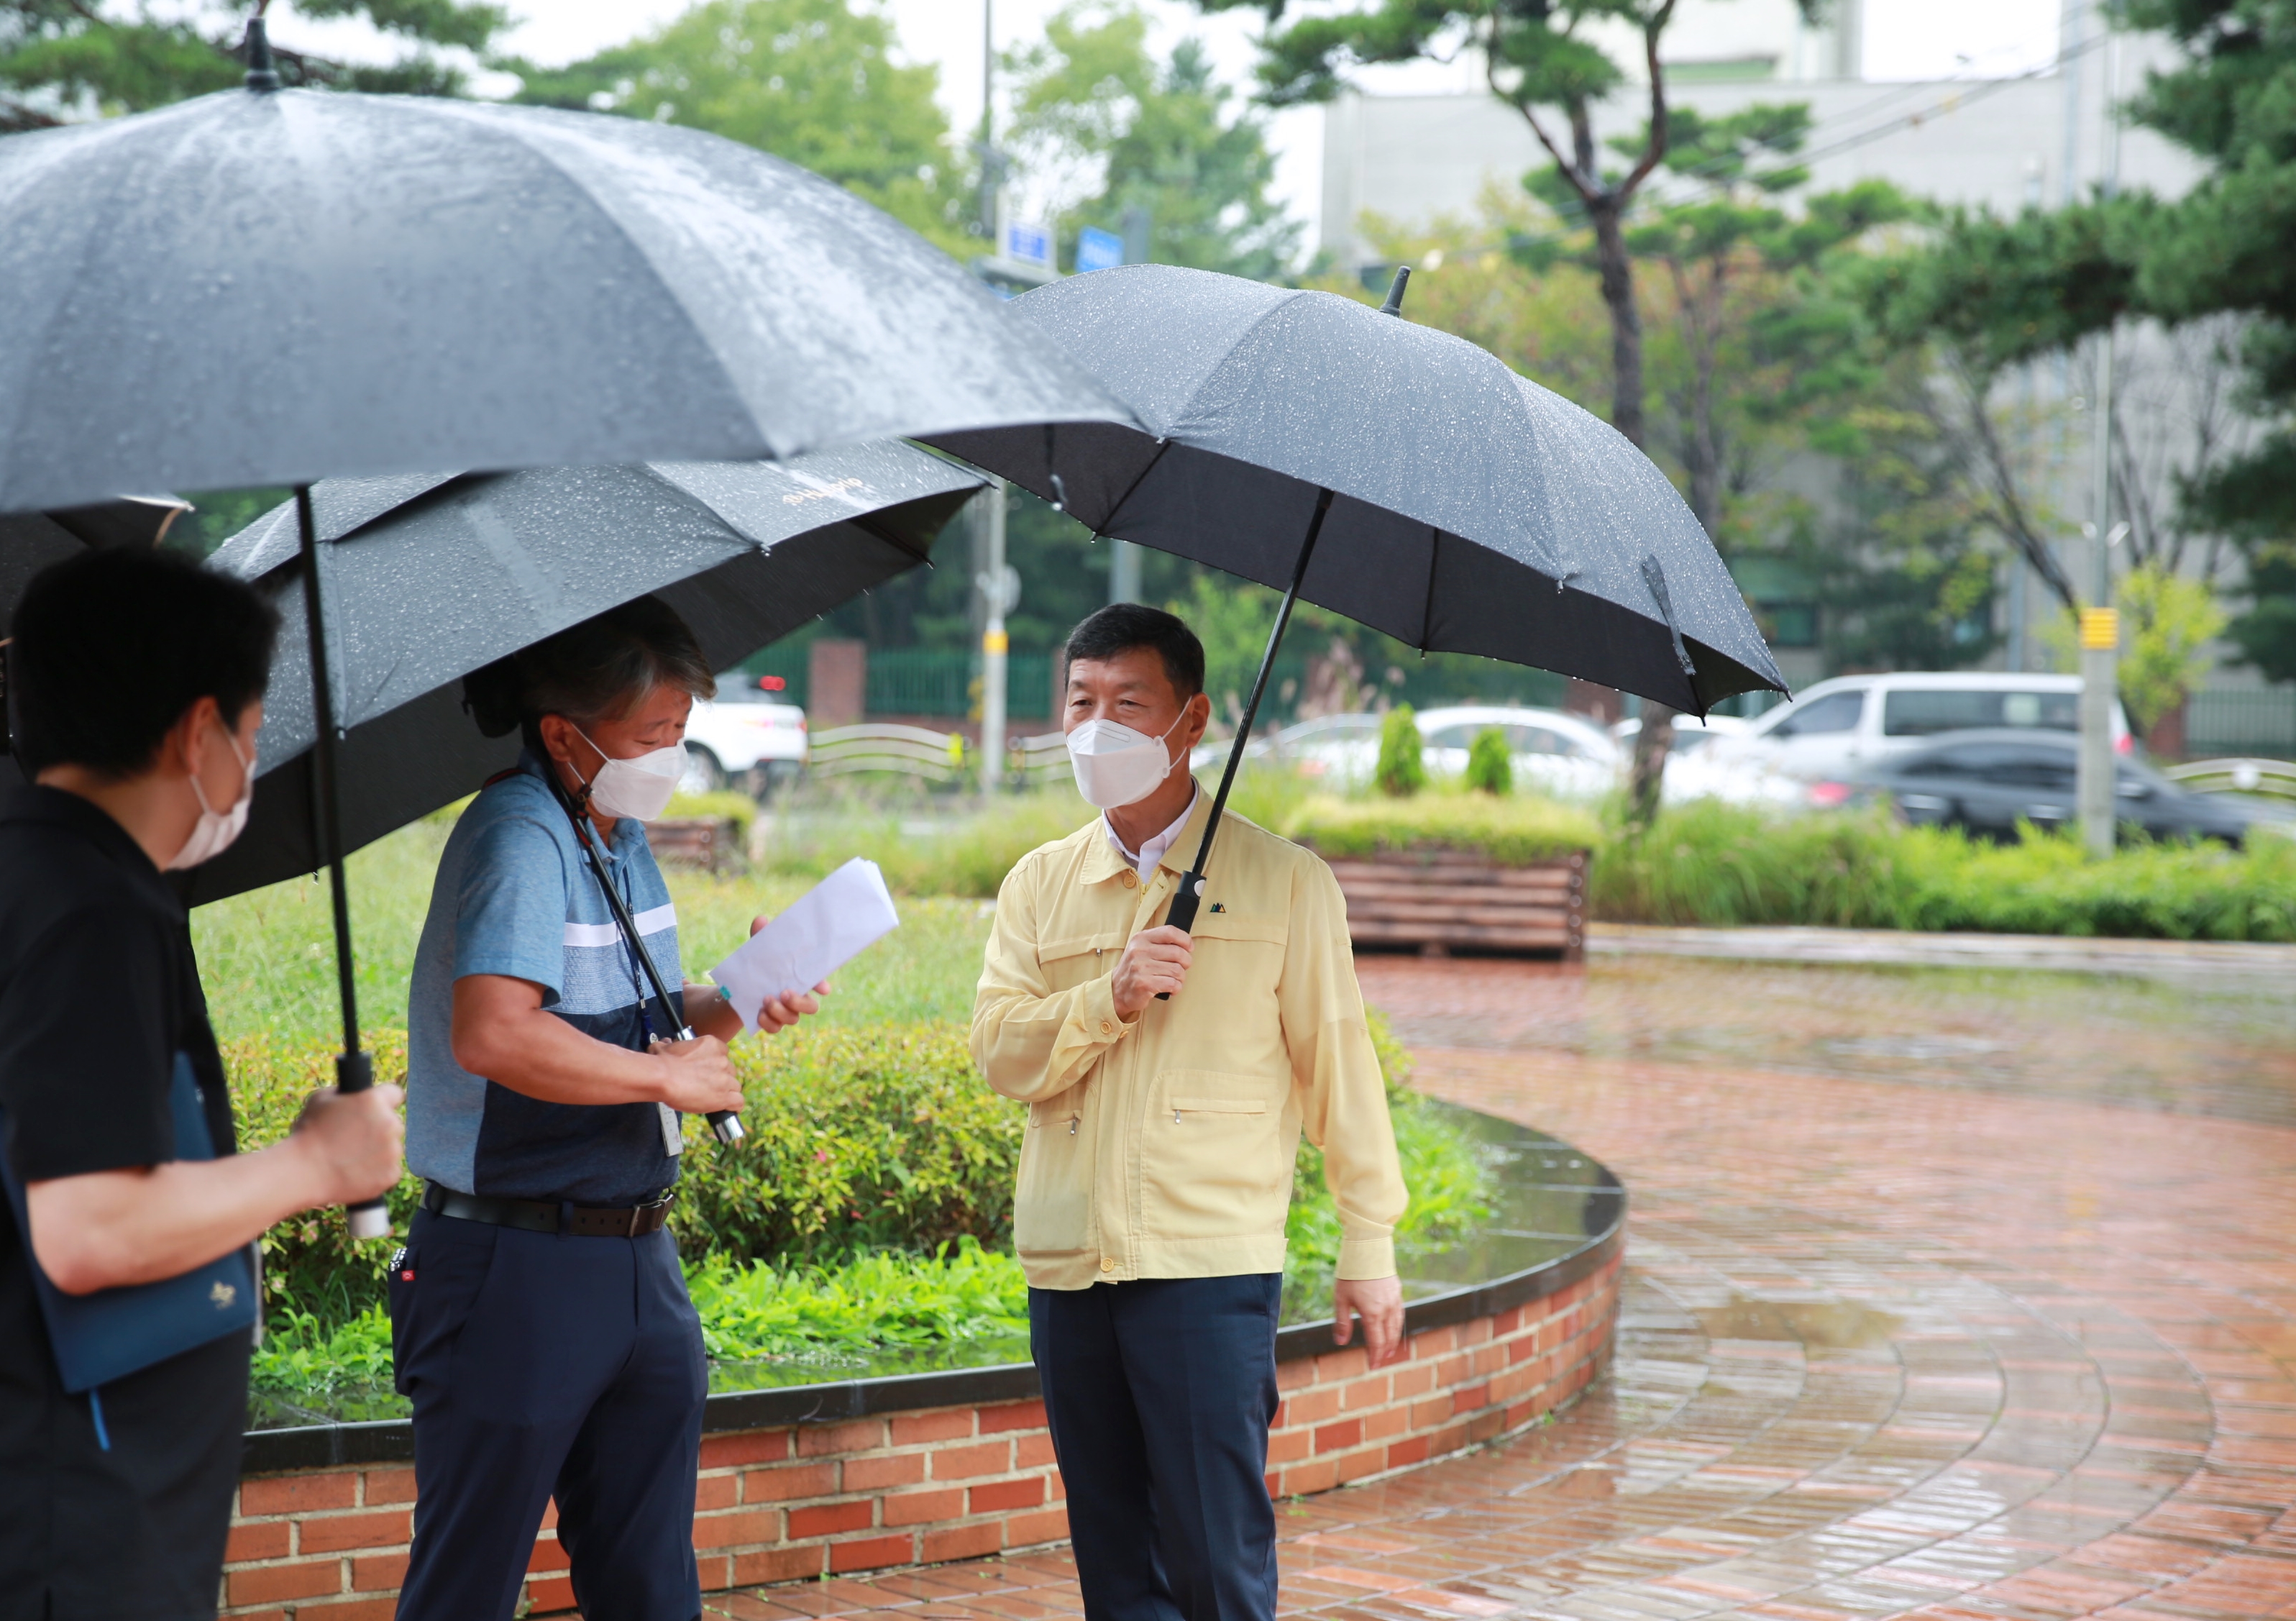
[216,1254,1619,1618]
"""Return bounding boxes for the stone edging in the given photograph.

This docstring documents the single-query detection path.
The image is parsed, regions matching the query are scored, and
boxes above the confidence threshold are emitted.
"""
[1590,921,2296,980]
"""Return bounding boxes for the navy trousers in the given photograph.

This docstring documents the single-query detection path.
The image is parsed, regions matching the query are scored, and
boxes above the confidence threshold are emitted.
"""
[1030,1275,1283,1621]
[388,1207,706,1621]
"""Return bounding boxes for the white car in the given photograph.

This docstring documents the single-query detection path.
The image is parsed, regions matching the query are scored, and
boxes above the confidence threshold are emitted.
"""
[1199,706,1623,798]
[680,674,808,798]
[1610,713,1804,805]
[1705,672,2135,784]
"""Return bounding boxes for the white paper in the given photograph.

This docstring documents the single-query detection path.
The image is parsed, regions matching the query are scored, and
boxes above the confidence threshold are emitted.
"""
[708,858,900,1033]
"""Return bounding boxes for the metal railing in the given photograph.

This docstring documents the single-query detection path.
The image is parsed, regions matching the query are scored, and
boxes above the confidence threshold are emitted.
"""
[807,723,970,781]
[2164,757,2296,804]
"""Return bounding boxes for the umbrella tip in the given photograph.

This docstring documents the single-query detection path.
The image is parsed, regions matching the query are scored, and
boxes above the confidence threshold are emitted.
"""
[1379,265,1411,317]
[243,12,282,92]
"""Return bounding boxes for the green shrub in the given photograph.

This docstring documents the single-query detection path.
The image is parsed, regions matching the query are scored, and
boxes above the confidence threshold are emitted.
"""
[684,1238,1028,1363]
[1375,706,1427,798]
[663,790,759,844]
[1286,793,1604,866]
[1588,798,2296,941]
[1463,728,1513,795]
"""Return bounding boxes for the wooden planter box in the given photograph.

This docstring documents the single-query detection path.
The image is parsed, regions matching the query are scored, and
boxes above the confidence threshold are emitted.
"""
[1320,846,1588,960]
[645,815,740,874]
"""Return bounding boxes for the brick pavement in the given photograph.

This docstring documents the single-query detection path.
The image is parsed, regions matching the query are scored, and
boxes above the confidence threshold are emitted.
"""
[712,957,2296,1621]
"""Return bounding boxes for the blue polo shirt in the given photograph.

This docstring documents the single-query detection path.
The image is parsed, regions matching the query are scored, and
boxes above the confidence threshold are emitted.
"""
[406,752,683,1205]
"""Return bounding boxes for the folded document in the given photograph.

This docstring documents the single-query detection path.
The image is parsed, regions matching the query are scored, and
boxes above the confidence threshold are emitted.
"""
[708,857,900,1032]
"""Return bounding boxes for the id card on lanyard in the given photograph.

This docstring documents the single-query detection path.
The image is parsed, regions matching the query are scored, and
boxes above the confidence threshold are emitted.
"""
[607,861,685,1160]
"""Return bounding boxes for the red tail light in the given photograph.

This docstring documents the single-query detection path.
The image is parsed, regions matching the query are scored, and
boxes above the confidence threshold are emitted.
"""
[1806,780,1852,808]
[2115,733,2132,754]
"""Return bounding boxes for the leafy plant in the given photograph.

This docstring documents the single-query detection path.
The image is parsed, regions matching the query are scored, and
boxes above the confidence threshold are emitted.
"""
[1375,706,1427,798]
[1286,792,1602,866]
[2117,563,2228,738]
[1463,727,1512,795]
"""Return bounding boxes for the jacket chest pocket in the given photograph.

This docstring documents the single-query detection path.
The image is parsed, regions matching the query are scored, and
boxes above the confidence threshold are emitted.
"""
[1182,911,1286,998]
[1140,1069,1291,1241]
[1035,931,1126,994]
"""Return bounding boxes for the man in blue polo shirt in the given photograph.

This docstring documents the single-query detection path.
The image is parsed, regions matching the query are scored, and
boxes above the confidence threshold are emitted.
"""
[393,598,816,1621]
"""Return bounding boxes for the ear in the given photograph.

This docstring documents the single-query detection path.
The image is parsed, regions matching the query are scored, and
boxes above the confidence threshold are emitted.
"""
[157,695,222,780]
[534,713,581,767]
[1181,690,1212,746]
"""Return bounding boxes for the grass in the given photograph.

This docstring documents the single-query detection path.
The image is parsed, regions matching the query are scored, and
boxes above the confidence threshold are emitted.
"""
[1286,790,1604,865]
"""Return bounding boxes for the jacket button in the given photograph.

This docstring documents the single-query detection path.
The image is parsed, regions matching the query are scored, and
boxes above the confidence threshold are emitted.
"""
[1100,1019,1115,1035]
[1099,1257,1117,1272]
[1120,870,1138,888]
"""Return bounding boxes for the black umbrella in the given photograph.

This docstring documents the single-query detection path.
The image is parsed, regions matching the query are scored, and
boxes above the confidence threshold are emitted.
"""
[0,497,191,632]
[926,263,1785,941]
[189,443,982,905]
[0,24,1132,1229]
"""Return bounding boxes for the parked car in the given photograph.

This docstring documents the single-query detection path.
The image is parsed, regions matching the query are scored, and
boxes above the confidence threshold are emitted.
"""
[681,674,808,798]
[1706,672,2133,783]
[1849,729,2264,845]
[1610,713,1754,754]
[1608,713,1804,805]
[1188,706,1619,797]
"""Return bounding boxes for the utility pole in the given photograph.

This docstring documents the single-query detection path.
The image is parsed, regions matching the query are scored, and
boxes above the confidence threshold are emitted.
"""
[977,478,1017,795]
[2077,21,2122,858]
[1109,539,1141,604]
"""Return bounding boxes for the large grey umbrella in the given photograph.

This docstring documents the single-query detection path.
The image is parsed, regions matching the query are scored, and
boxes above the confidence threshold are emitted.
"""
[0,25,1128,1218]
[183,442,982,906]
[927,264,1786,943]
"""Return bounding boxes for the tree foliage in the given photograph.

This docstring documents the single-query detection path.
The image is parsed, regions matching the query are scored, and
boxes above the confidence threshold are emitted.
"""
[1006,1,1299,279]
[511,0,966,250]
[0,0,508,127]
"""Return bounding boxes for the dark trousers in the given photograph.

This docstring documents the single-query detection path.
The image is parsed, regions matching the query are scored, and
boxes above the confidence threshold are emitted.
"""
[1030,1274,1283,1621]
[388,1207,706,1621]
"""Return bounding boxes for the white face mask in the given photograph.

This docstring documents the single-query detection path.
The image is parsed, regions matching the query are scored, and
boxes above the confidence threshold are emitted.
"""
[572,726,687,823]
[165,724,255,872]
[1066,714,1184,810]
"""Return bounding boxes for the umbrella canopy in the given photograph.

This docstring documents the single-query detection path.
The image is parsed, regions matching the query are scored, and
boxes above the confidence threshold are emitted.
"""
[0,80,1131,514]
[177,442,981,905]
[0,496,190,635]
[928,263,1783,716]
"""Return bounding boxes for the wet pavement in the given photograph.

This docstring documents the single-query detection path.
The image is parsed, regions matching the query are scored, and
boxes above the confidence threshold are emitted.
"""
[713,954,2296,1621]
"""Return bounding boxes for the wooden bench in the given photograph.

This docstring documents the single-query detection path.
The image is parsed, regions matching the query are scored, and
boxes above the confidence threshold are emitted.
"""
[1321,847,1588,960]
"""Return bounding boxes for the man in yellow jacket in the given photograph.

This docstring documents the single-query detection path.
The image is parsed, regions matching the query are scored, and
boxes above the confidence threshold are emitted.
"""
[973,603,1407,1621]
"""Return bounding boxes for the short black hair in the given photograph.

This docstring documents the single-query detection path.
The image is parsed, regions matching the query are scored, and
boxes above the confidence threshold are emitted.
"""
[11,547,279,779]
[1064,603,1204,699]
[463,595,716,752]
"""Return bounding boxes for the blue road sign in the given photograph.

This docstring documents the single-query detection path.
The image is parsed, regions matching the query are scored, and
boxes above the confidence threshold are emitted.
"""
[1004,219,1053,270]
[1075,226,1124,273]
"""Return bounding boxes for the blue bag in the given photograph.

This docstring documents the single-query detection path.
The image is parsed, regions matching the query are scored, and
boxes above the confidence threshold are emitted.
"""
[0,1052,258,1403]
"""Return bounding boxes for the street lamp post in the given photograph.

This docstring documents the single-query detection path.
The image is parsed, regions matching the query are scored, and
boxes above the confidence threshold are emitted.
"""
[977,480,1017,795]
[2076,22,2122,858]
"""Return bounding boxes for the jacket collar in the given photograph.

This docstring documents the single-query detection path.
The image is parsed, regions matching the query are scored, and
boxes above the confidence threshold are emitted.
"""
[3,774,175,893]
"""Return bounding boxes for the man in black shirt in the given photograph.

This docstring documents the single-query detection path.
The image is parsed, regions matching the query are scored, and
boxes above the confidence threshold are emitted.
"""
[0,548,404,1620]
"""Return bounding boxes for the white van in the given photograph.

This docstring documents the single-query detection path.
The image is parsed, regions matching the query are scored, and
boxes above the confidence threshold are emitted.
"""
[1709,672,2134,782]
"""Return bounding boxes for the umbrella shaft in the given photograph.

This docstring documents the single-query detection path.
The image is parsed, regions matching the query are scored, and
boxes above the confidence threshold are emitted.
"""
[1166,486,1335,943]
[296,486,365,1068]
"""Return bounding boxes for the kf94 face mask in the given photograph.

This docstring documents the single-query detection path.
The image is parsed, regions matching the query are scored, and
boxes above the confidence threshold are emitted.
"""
[574,727,687,823]
[1066,716,1183,810]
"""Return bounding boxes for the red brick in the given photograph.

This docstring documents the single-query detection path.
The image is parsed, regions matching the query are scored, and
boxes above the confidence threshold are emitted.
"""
[979,1399,1049,1433]
[528,1534,570,1573]
[1335,1447,1384,1482]
[539,1497,559,1530]
[1363,1403,1409,1440]
[890,1408,974,1446]
[884,1487,966,1525]
[348,1551,411,1592]
[362,1466,418,1506]
[1390,1363,1435,1397]
[695,1471,738,1510]
[228,1559,343,1604]
[230,1610,290,1621]
[1276,1359,1318,1391]
[1386,1435,1431,1469]
[296,1599,399,1621]
[733,1544,826,1585]
[1316,1348,1368,1382]
[929,1440,1014,1479]
[525,1573,577,1613]
[789,1499,877,1538]
[1451,1382,1491,1416]
[923,1520,1006,1563]
[1342,1373,1393,1410]
[1284,1387,1340,1425]
[1492,1305,1523,1336]
[299,1508,412,1554]
[742,1461,839,1502]
[971,1476,1047,1513]
[845,1451,925,1490]
[1281,1459,1338,1496]
[692,1508,781,1549]
[797,1420,887,1457]
[1266,1428,1312,1464]
[239,1471,359,1516]
[1005,1507,1071,1548]
[694,1551,732,1591]
[829,1533,915,1573]
[1314,1419,1363,1454]
[700,1429,790,1469]
[224,1518,291,1562]
[1015,1433,1058,1469]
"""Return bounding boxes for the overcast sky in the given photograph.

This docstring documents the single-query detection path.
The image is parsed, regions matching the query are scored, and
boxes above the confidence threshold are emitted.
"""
[262,0,2071,247]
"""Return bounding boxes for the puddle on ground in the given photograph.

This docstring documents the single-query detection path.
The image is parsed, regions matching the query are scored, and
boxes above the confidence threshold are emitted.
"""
[1362,956,2296,1128]
[1692,1296,1903,1349]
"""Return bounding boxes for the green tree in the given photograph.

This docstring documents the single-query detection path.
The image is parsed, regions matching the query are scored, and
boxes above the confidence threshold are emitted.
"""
[2116,562,2228,738]
[1,0,508,127]
[1463,727,1510,794]
[1005,1,1299,278]
[513,0,969,250]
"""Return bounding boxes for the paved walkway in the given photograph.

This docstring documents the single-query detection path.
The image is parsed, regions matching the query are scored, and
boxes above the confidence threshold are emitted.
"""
[1589,924,2296,984]
[713,957,2296,1621]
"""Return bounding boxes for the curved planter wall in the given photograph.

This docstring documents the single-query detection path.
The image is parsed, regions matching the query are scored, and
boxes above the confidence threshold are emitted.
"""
[216,1111,1624,1617]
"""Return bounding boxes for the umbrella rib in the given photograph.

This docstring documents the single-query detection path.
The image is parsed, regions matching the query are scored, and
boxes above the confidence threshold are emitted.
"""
[1095,437,1171,537]
[1420,526,1440,652]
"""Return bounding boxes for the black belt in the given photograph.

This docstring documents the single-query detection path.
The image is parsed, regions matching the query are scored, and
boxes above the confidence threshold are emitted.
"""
[421,1181,673,1238]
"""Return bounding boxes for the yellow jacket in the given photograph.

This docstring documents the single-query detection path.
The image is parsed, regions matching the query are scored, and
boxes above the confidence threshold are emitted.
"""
[971,788,1406,1291]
